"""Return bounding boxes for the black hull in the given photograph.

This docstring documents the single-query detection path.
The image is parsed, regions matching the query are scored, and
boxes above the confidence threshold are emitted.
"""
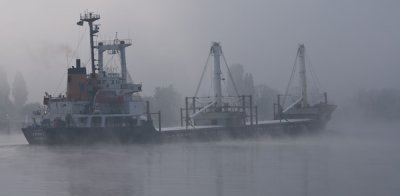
[22,123,158,145]
[279,103,336,130]
[22,118,327,145]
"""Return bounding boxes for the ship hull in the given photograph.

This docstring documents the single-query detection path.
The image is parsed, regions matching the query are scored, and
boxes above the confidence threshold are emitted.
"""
[22,118,330,145]
[280,103,336,130]
[160,120,318,143]
[22,123,158,145]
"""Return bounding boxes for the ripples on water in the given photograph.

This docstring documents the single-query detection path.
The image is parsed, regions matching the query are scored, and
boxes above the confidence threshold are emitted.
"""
[0,122,399,196]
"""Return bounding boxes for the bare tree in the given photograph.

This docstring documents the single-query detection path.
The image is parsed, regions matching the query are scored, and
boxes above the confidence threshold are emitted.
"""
[227,64,245,96]
[254,84,279,120]
[152,85,182,127]
[12,72,28,109]
[0,67,13,112]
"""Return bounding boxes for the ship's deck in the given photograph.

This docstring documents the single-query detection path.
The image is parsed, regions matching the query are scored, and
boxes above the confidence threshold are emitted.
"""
[161,118,312,132]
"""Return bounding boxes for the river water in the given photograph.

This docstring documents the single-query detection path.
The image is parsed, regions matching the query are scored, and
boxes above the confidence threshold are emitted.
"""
[0,121,399,196]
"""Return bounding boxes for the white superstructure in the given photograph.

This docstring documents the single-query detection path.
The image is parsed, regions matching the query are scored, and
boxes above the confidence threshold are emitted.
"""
[33,12,148,129]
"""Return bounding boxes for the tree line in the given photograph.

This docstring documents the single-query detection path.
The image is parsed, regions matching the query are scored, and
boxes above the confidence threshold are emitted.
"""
[227,64,279,120]
[352,88,400,121]
[0,67,40,126]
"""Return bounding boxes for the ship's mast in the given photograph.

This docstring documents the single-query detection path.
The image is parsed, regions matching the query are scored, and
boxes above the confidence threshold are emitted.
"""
[97,38,132,84]
[298,44,308,108]
[211,42,223,109]
[77,11,100,76]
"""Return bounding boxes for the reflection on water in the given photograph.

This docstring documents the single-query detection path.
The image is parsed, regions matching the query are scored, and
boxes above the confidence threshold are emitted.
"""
[0,122,399,196]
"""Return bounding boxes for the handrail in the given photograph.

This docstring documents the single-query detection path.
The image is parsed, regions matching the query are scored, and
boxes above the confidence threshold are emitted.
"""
[96,39,132,46]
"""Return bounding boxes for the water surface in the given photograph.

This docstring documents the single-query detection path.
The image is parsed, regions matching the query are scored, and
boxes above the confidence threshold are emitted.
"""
[0,122,399,196]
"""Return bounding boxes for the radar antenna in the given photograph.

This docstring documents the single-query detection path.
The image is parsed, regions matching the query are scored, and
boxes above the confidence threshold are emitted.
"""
[77,11,100,77]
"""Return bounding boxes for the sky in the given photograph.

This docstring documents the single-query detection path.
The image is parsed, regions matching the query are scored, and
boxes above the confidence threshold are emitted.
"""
[0,0,399,105]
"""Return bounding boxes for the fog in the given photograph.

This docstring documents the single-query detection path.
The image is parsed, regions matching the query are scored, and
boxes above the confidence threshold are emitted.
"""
[1,0,399,104]
[1,119,400,196]
[1,1,400,195]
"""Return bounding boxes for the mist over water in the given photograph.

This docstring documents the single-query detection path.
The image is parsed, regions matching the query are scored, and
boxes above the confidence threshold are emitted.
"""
[0,0,398,195]
[1,120,399,196]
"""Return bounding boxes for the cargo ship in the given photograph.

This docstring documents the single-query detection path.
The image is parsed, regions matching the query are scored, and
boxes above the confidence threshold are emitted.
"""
[22,12,335,145]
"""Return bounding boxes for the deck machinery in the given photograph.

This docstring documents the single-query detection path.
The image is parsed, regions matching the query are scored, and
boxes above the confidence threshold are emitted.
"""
[274,44,336,129]
[182,43,257,129]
